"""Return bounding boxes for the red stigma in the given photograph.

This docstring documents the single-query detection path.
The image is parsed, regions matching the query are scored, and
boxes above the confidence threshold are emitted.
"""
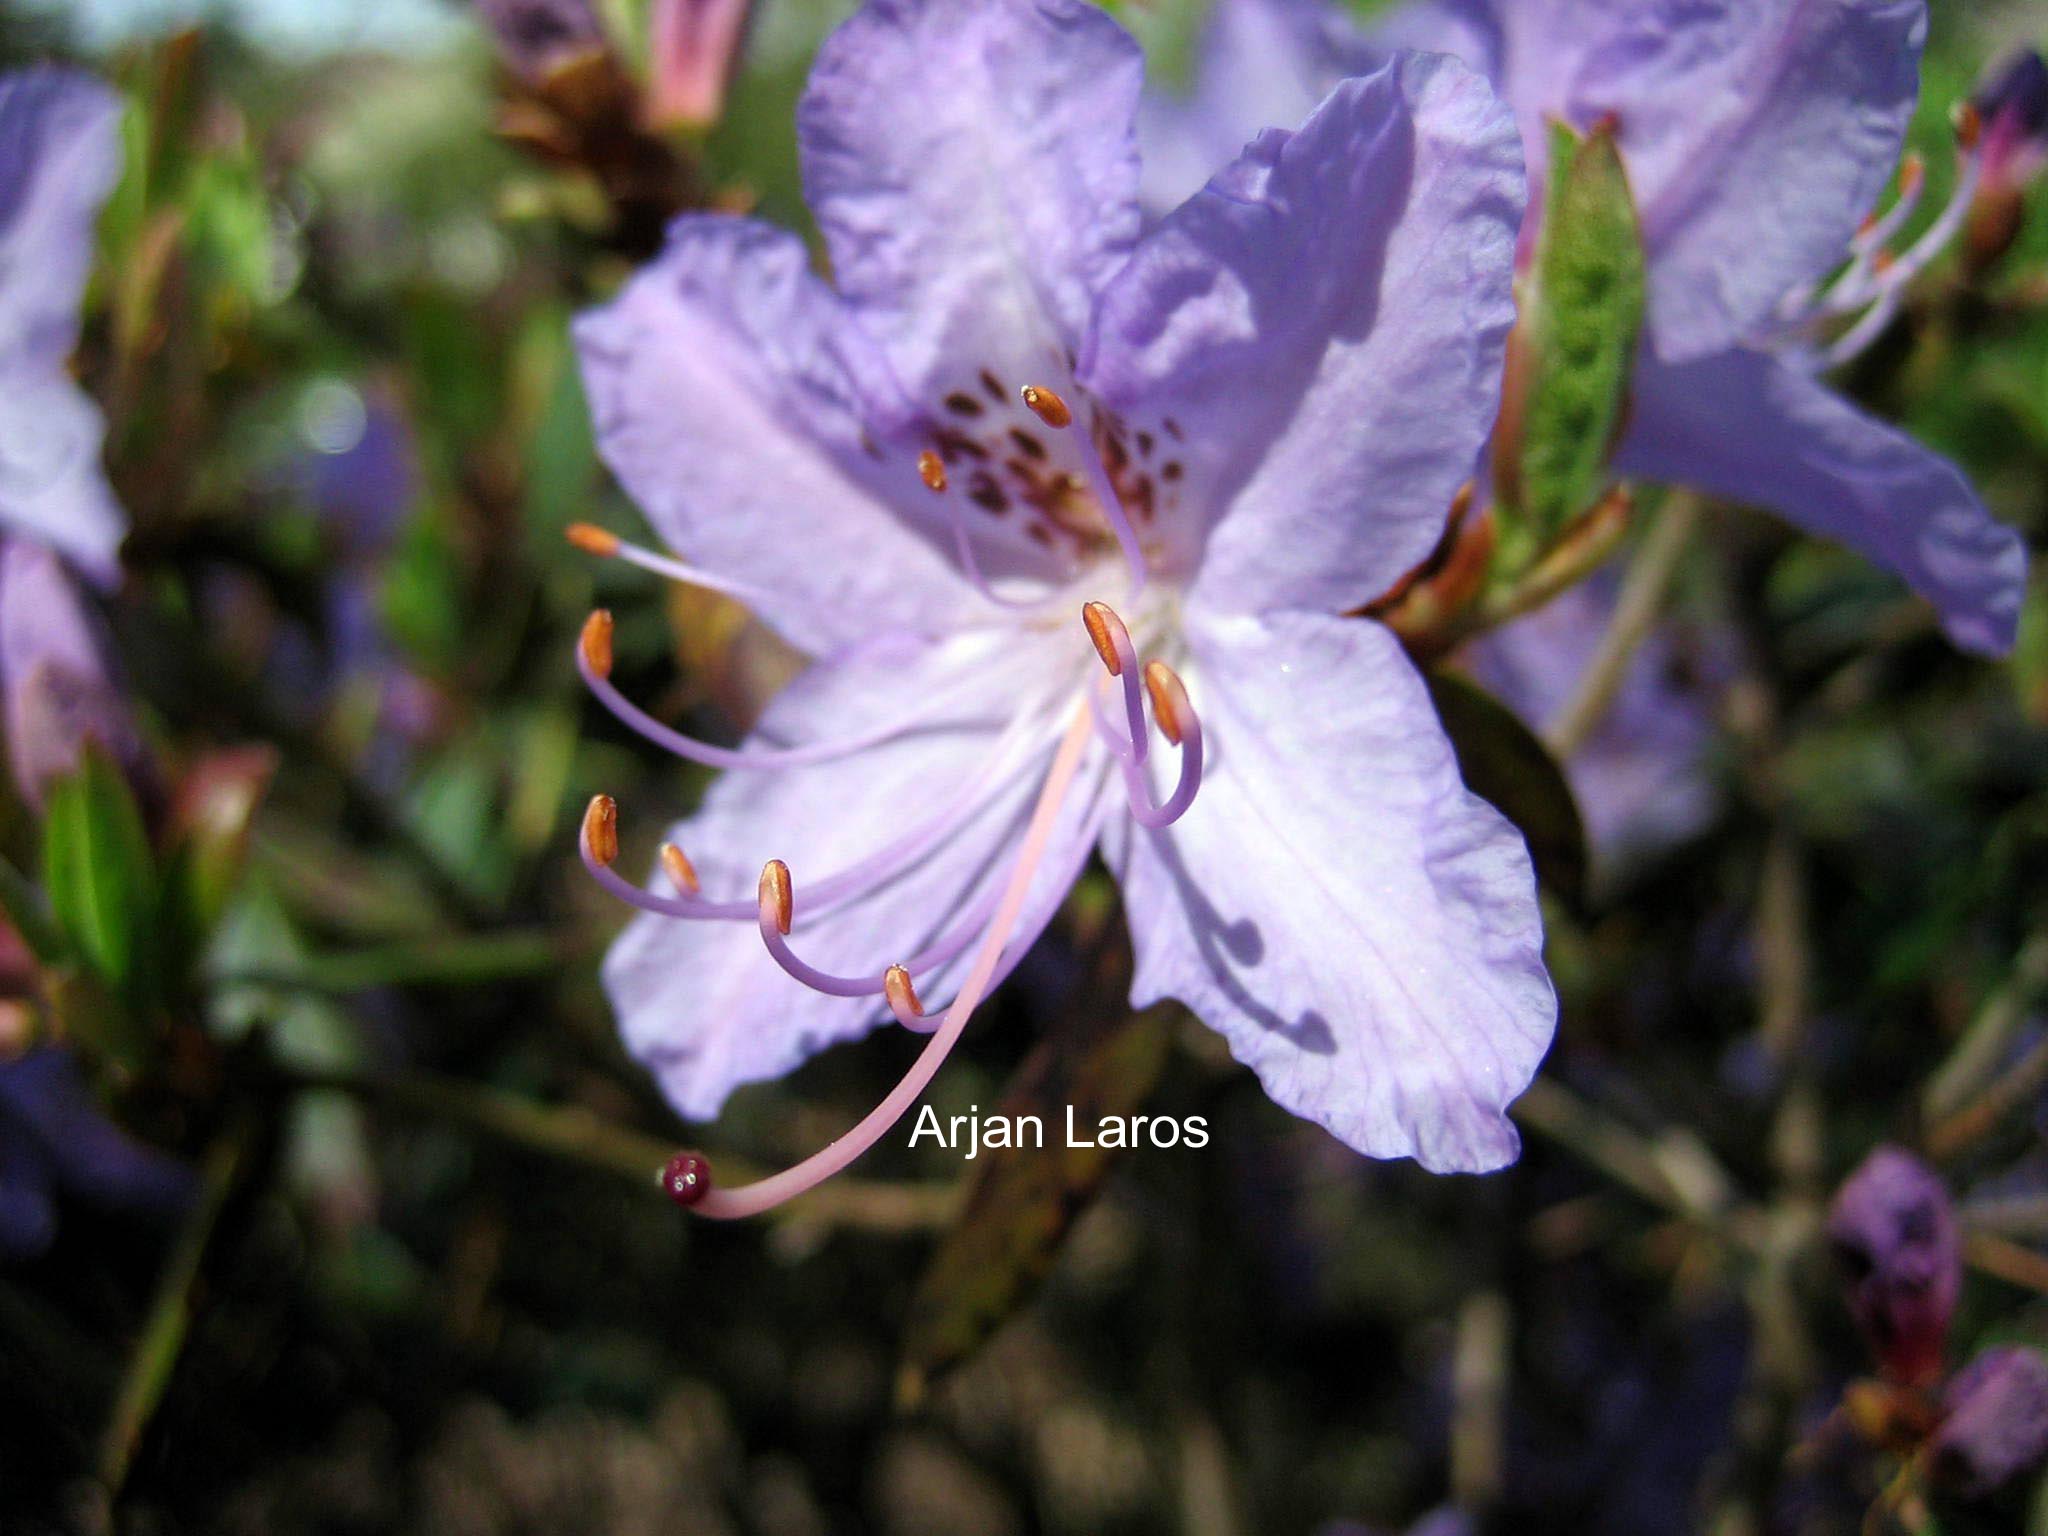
[662,1151,713,1207]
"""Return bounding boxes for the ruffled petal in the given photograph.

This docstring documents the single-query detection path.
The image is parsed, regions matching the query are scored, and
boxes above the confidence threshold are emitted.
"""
[1376,0,1924,360]
[1086,52,1523,614]
[1615,347,2026,655]
[798,0,1143,403]
[575,217,1006,657]
[1105,608,1555,1173]
[603,626,1107,1122]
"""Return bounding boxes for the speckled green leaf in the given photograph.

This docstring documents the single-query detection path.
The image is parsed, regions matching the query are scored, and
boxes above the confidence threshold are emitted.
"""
[1500,118,1646,560]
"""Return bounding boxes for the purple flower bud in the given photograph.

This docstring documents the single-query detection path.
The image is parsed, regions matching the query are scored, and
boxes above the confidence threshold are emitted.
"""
[1968,50,2048,270]
[1928,1345,2048,1500]
[476,0,605,82]
[1826,1145,1960,1386]
[1974,51,2048,180]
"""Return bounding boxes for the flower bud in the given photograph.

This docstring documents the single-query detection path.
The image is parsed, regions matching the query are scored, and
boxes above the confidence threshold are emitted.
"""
[1927,1345,2048,1500]
[476,0,606,84]
[1826,1145,1959,1387]
[1967,50,2048,273]
[644,0,754,131]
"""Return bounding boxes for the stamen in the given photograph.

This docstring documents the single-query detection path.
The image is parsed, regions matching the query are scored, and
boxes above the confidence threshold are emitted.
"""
[884,965,927,1030]
[583,793,620,866]
[687,704,1097,1219]
[1116,662,1203,829]
[1020,384,1072,429]
[567,522,621,556]
[660,842,700,895]
[1143,659,1187,748]
[580,610,615,679]
[1788,109,1985,369]
[917,450,947,493]
[759,858,794,935]
[578,624,983,772]
[1081,600,1147,764]
[564,525,783,608]
[578,711,1063,924]
[1019,382,1149,597]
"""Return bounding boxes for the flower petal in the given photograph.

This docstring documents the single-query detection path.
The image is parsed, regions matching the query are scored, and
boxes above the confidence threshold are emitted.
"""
[798,0,1144,403]
[1463,578,1720,863]
[1105,609,1555,1173]
[1137,0,1375,216]
[0,69,125,580]
[1086,52,1523,615]
[1615,347,2026,655]
[1379,0,1924,360]
[604,627,1105,1122]
[575,216,1011,657]
[0,369,126,583]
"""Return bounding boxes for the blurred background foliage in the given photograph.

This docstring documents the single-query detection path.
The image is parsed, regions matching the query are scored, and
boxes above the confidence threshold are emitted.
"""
[0,0,2046,1533]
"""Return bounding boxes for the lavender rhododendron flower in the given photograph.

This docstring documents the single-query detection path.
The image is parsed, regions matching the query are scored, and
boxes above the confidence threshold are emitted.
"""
[476,0,605,82]
[1157,0,2027,656]
[1384,0,2027,655]
[572,0,1554,1216]
[1464,578,1717,862]
[0,68,124,584]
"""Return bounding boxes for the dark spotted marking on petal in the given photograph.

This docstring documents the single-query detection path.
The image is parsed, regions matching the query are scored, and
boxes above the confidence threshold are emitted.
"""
[1161,461,1183,482]
[979,369,1006,402]
[1162,417,1184,442]
[1135,431,1154,458]
[967,471,1009,514]
[945,391,985,418]
[935,428,989,464]
[1008,429,1047,462]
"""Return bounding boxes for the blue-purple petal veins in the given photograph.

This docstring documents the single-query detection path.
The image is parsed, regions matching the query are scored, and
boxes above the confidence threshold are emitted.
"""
[1193,0,2025,654]
[577,0,1556,1174]
[1826,1144,1960,1388]
[0,68,126,585]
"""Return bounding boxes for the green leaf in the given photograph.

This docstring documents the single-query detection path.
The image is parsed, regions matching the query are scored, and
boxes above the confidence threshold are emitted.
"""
[1497,117,1646,565]
[1427,669,1589,911]
[41,745,158,999]
[898,1002,1177,1405]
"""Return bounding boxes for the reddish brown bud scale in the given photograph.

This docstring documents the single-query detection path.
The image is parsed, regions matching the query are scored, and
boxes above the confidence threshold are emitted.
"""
[661,1151,713,1207]
[580,610,615,679]
[584,794,619,866]
[759,859,793,934]
[1020,384,1072,429]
